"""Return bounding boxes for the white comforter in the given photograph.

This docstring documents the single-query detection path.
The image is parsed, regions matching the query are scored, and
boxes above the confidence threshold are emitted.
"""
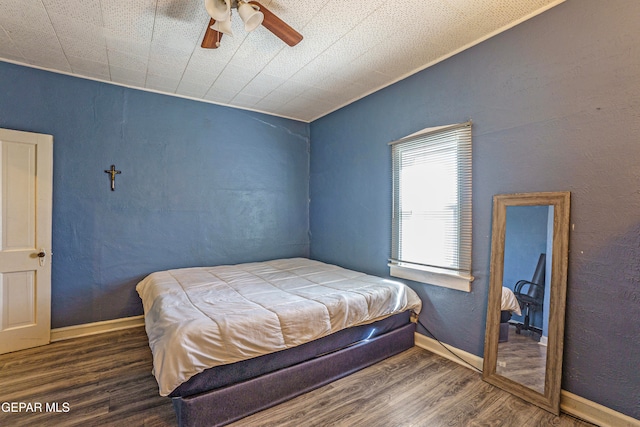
[136,258,422,396]
[501,286,522,316]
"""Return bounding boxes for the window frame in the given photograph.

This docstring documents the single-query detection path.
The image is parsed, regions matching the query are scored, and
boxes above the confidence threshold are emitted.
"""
[388,122,473,292]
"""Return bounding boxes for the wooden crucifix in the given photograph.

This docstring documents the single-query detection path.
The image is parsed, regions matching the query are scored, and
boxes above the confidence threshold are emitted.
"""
[104,165,121,191]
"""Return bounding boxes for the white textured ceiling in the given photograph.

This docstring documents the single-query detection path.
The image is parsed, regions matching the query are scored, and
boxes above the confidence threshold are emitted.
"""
[0,0,564,122]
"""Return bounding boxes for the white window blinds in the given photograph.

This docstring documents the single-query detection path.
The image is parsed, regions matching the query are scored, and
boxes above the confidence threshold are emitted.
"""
[390,122,472,287]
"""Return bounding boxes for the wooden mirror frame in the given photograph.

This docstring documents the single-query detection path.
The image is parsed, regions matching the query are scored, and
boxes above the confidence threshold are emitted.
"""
[483,191,570,415]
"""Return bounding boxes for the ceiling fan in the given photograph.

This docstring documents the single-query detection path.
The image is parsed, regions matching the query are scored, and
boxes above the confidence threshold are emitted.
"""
[202,0,303,49]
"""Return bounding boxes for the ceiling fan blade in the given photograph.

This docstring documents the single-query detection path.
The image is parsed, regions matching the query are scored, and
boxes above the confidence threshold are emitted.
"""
[201,18,223,49]
[248,1,302,47]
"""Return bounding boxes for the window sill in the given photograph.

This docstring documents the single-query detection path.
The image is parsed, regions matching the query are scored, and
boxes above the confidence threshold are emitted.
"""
[389,264,473,292]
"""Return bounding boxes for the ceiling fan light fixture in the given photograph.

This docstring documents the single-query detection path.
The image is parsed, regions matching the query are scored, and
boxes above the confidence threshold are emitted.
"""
[237,1,264,32]
[204,0,230,21]
[201,0,302,49]
[211,14,233,36]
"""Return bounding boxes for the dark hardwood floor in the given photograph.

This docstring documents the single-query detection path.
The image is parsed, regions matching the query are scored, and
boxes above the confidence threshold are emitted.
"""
[0,327,595,427]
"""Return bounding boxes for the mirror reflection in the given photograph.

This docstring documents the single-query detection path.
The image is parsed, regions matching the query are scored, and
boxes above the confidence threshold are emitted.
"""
[483,191,570,415]
[497,205,554,394]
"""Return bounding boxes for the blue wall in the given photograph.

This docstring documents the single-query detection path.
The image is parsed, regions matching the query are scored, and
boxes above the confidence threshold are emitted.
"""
[0,62,310,328]
[310,0,639,419]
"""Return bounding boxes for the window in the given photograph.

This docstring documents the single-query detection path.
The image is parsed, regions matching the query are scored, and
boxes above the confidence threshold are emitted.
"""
[389,122,473,292]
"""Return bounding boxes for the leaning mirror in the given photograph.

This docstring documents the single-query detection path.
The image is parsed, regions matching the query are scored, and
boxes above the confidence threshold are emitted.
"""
[483,191,570,415]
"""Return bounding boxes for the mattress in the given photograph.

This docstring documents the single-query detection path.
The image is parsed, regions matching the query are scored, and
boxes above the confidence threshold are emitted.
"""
[136,258,422,396]
[170,311,411,398]
[501,286,522,316]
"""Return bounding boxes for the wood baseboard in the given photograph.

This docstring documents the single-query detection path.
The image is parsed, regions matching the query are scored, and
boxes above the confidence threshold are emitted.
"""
[560,390,640,427]
[414,331,484,371]
[50,315,145,342]
[414,332,639,427]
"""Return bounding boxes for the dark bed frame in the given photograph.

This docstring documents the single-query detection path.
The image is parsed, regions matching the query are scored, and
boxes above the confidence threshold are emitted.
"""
[169,312,416,427]
[499,310,511,342]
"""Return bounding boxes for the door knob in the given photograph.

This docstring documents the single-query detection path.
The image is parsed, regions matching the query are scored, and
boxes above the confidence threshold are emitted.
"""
[35,250,46,266]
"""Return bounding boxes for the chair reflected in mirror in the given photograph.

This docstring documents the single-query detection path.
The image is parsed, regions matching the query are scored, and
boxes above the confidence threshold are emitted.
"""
[513,253,546,337]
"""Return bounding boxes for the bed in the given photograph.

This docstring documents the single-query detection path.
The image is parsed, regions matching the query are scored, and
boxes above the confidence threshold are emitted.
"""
[500,286,522,342]
[136,258,422,427]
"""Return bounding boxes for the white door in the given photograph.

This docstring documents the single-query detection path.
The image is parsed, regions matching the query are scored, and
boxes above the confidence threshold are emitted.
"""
[0,128,53,354]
